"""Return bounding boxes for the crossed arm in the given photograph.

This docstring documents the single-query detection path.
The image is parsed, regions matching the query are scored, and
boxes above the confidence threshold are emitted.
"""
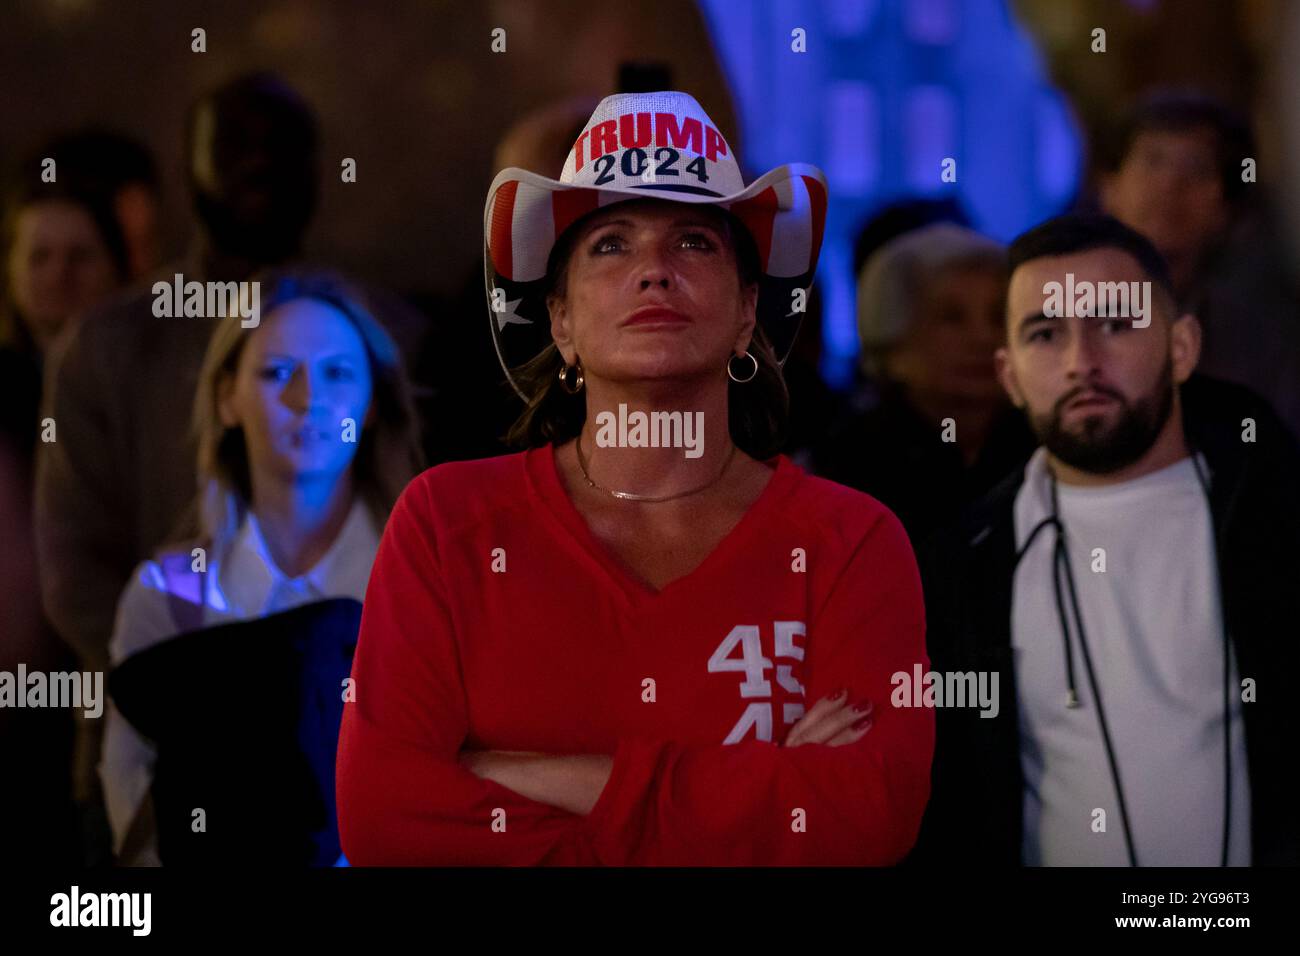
[339,482,926,865]
[458,689,874,815]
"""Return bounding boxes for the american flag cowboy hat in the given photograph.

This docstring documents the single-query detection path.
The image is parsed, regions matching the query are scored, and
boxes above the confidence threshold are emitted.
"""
[483,90,828,400]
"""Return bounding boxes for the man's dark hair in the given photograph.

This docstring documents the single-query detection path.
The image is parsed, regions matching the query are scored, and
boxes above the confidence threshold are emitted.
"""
[183,70,320,186]
[1100,89,1255,201]
[1008,213,1175,301]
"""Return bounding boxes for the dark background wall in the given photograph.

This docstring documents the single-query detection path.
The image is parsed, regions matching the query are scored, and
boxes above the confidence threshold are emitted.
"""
[0,0,739,299]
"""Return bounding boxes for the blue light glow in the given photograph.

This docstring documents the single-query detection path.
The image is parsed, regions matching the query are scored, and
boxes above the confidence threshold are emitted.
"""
[698,0,1082,386]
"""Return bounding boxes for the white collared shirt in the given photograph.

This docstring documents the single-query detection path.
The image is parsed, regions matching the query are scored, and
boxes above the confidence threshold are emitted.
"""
[100,497,380,863]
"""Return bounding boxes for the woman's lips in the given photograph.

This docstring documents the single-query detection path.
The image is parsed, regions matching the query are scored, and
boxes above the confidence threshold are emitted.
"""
[623,306,690,327]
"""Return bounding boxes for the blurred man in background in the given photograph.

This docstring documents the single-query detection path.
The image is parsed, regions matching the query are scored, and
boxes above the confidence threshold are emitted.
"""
[1099,90,1300,439]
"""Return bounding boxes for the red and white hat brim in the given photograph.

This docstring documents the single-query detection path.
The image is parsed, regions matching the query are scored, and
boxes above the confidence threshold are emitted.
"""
[482,161,827,400]
[484,162,827,285]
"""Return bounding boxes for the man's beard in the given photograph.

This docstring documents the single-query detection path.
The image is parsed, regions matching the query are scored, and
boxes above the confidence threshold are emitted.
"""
[1030,363,1175,475]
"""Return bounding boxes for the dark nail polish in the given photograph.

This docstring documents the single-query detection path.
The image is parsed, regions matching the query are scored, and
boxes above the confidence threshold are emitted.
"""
[852,715,873,731]
[851,698,873,715]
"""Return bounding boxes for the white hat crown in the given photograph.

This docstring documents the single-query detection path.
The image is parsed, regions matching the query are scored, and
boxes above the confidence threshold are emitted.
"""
[557,91,745,198]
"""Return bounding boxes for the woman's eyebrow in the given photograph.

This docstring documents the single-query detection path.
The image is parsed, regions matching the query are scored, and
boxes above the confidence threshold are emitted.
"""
[260,352,362,369]
[584,216,722,235]
[585,218,633,235]
[672,217,723,232]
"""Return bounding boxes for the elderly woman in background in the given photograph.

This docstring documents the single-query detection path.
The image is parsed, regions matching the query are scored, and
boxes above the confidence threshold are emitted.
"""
[814,222,1036,546]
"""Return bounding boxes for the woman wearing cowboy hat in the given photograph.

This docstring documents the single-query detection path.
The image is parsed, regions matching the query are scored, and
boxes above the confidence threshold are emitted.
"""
[337,91,933,865]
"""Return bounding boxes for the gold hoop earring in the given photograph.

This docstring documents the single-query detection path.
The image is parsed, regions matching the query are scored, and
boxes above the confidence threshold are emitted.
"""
[727,350,759,383]
[558,361,585,394]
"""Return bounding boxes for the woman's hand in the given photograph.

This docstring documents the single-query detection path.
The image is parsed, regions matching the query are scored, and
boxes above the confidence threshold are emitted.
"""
[783,689,873,747]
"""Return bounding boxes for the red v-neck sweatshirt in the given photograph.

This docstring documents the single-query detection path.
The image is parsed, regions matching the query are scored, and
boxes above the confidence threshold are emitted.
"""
[336,444,933,865]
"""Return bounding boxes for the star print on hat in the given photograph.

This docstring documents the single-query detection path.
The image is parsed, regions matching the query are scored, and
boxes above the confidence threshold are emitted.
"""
[483,90,828,399]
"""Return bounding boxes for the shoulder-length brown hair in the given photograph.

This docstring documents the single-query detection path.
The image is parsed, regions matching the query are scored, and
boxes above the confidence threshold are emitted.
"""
[182,267,424,554]
[503,205,790,460]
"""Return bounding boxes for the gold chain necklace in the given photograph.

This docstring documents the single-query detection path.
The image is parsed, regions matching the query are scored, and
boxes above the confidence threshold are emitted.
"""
[575,435,737,502]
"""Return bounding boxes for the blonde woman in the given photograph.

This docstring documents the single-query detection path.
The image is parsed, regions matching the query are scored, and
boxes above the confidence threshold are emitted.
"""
[100,268,423,865]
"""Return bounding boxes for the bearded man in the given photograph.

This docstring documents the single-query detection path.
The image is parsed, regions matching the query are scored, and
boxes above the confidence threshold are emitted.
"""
[909,213,1300,868]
